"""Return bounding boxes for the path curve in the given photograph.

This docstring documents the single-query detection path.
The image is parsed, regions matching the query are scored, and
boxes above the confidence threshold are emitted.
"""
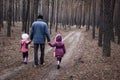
[0,31,75,80]
[42,31,84,80]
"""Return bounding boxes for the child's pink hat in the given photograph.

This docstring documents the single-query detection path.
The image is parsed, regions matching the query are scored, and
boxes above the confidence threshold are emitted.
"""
[22,33,29,40]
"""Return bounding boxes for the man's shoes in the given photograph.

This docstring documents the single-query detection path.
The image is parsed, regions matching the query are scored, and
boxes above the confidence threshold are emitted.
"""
[33,65,38,68]
[40,63,45,67]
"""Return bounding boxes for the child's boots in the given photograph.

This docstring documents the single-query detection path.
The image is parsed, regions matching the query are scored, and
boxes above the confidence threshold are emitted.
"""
[57,65,60,69]
[24,57,28,64]
[57,61,60,69]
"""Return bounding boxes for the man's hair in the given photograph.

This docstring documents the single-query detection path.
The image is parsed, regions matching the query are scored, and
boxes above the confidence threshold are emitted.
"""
[37,15,43,19]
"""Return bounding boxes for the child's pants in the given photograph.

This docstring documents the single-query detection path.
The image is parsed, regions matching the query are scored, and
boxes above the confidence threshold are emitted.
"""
[22,52,28,62]
[57,57,62,63]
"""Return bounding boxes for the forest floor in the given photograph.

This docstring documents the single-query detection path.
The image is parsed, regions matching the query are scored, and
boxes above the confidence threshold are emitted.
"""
[0,23,120,80]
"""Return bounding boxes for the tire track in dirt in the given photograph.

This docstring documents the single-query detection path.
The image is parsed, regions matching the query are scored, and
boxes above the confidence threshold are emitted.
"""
[41,31,83,80]
[0,31,75,80]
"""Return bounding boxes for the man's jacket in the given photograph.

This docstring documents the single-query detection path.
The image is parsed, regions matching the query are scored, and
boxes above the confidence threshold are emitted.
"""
[30,19,50,44]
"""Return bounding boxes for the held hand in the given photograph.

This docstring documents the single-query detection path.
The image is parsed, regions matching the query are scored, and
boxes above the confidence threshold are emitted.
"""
[47,42,50,44]
[47,42,51,46]
[29,40,32,43]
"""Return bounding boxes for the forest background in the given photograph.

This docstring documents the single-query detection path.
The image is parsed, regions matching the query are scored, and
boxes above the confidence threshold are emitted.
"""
[0,0,120,80]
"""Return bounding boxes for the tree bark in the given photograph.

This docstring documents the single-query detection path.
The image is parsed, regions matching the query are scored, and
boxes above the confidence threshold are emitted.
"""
[0,0,3,31]
[98,0,103,47]
[22,0,26,32]
[103,0,115,57]
[92,0,96,39]
[7,0,12,37]
[117,0,120,44]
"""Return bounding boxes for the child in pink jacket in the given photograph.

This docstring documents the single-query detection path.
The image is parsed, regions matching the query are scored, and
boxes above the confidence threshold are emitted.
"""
[21,33,31,64]
[48,34,66,69]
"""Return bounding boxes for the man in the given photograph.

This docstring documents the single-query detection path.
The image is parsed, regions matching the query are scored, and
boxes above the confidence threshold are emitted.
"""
[30,15,50,66]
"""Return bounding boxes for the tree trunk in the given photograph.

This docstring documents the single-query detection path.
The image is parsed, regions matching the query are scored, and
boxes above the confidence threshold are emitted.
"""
[7,0,12,37]
[79,4,82,28]
[0,0,3,31]
[86,4,91,31]
[22,0,26,32]
[34,0,39,20]
[98,0,103,47]
[30,0,34,27]
[49,0,54,34]
[110,0,116,42]
[82,1,85,26]
[48,0,51,28]
[103,0,111,56]
[26,0,30,33]
[117,0,120,44]
[55,0,59,32]
[92,0,96,39]
[103,0,115,57]
[12,0,15,26]
[22,0,30,33]
[15,0,17,21]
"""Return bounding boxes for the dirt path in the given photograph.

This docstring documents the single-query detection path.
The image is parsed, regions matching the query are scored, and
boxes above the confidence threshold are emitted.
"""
[41,31,83,80]
[1,25,120,80]
[0,30,82,80]
[2,28,119,80]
